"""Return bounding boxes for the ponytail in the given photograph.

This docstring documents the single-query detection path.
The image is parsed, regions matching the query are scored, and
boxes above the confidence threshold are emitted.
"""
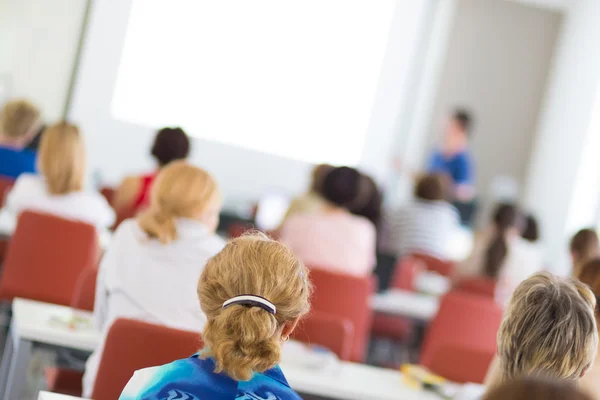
[137,207,177,244]
[484,204,519,279]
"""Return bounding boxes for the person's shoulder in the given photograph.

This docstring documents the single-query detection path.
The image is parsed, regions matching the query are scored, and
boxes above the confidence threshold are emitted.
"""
[11,173,45,193]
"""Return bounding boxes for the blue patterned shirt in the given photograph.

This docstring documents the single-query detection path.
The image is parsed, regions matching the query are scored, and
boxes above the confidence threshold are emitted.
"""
[119,354,302,400]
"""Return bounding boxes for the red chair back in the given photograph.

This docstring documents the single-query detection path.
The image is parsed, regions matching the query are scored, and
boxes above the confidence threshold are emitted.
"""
[455,277,497,298]
[410,253,455,277]
[71,268,98,311]
[420,290,503,383]
[92,319,202,400]
[0,211,100,306]
[308,268,376,362]
[99,187,115,205]
[389,257,425,291]
[293,311,354,361]
[0,176,14,208]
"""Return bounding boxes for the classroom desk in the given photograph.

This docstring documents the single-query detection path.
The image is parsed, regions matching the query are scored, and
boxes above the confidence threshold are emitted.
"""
[38,391,87,400]
[371,289,441,322]
[0,211,112,248]
[1,299,440,400]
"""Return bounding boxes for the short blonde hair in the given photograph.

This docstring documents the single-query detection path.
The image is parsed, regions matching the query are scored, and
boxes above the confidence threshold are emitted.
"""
[0,99,40,139]
[137,161,220,244]
[497,272,598,381]
[38,122,86,195]
[198,233,311,381]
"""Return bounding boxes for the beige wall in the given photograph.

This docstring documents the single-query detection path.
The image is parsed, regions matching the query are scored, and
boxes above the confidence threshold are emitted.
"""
[427,0,561,211]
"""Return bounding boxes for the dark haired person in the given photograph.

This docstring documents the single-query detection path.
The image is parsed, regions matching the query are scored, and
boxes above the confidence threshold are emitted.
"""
[457,203,543,306]
[280,166,376,276]
[113,127,190,213]
[385,174,459,260]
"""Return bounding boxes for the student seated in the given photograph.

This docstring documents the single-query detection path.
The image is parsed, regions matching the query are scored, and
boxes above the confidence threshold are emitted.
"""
[119,233,310,399]
[112,127,190,214]
[384,174,459,260]
[0,99,41,179]
[574,258,600,398]
[3,122,115,230]
[83,161,225,396]
[280,163,332,225]
[485,272,597,389]
[457,203,544,306]
[483,378,593,400]
[570,228,600,277]
[280,166,377,276]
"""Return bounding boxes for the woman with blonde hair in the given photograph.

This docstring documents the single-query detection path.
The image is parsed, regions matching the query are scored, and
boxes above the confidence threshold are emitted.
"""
[83,161,225,396]
[0,99,41,178]
[120,233,310,399]
[3,122,115,229]
[485,272,598,389]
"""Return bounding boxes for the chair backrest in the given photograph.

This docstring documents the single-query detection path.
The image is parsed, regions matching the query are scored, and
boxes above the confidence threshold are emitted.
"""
[420,290,503,383]
[410,252,455,277]
[92,319,202,400]
[71,267,98,311]
[455,277,497,298]
[389,257,425,291]
[308,268,376,362]
[292,311,354,361]
[99,187,115,204]
[0,211,100,306]
[0,176,14,208]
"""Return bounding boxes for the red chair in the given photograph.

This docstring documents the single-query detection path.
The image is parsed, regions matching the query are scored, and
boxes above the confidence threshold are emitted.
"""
[293,311,354,361]
[92,319,202,400]
[71,267,98,311]
[371,257,424,340]
[455,277,497,298]
[0,211,100,306]
[308,268,376,362]
[420,290,503,383]
[99,187,114,205]
[0,176,14,208]
[410,253,455,277]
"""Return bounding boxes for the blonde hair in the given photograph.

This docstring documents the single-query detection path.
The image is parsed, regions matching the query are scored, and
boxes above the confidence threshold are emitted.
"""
[198,233,311,381]
[137,161,220,244]
[38,122,86,195]
[0,99,40,139]
[497,272,598,382]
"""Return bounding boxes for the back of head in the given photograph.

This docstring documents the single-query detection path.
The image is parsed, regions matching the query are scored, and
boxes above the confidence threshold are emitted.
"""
[151,127,190,167]
[453,108,473,136]
[521,214,539,243]
[415,174,447,201]
[198,233,311,381]
[484,203,520,278]
[38,122,85,195]
[320,166,361,208]
[483,377,593,400]
[577,258,600,317]
[349,174,382,227]
[0,99,40,141]
[571,229,600,276]
[497,272,597,382]
[137,161,220,244]
[310,164,333,193]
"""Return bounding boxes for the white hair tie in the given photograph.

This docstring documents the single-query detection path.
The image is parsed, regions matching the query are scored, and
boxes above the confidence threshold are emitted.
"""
[222,295,277,315]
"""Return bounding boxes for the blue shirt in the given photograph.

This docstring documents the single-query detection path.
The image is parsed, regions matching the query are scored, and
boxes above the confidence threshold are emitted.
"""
[0,146,36,179]
[119,354,302,400]
[427,149,473,186]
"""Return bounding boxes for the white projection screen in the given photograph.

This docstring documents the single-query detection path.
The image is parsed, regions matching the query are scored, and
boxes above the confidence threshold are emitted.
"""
[111,0,396,165]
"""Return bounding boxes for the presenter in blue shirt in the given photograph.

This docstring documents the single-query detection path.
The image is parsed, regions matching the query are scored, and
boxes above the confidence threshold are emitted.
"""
[0,99,41,179]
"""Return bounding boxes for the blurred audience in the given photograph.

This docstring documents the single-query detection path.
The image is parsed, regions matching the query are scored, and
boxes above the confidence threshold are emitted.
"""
[384,174,459,261]
[3,122,115,230]
[112,127,190,214]
[458,203,543,305]
[280,166,376,276]
[575,258,600,398]
[280,164,333,225]
[0,99,41,179]
[348,173,383,229]
[483,378,593,400]
[485,272,597,389]
[520,214,539,243]
[83,161,224,396]
[570,228,600,277]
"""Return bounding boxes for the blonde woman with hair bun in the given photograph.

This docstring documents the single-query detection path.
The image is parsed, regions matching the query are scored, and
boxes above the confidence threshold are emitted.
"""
[119,233,311,399]
[3,122,115,229]
[83,161,225,396]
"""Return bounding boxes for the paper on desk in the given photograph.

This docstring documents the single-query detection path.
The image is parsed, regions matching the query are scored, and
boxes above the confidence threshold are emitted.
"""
[281,341,339,371]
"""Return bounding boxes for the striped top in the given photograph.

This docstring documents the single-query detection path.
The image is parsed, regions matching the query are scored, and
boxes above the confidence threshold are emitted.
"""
[385,200,460,260]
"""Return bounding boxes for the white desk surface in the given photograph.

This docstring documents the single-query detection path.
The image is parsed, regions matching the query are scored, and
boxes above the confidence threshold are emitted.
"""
[14,299,440,400]
[371,290,440,322]
[38,391,86,400]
